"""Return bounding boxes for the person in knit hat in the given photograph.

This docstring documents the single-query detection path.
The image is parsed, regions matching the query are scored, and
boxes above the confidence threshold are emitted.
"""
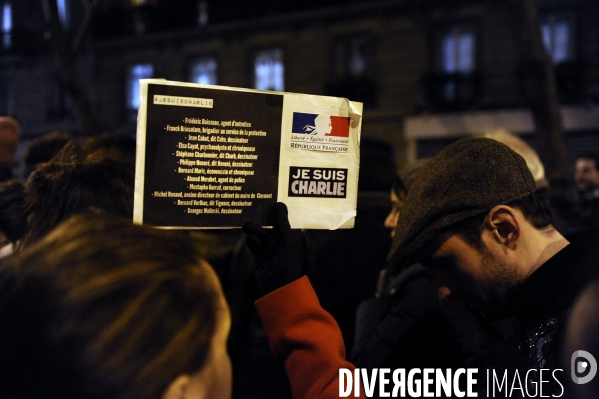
[0,117,19,182]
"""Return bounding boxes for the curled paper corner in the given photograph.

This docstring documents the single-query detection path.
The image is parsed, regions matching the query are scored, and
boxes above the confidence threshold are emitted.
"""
[331,210,357,230]
[339,98,362,129]
[345,98,362,118]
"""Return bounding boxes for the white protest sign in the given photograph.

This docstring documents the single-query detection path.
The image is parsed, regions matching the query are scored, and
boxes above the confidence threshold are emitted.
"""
[134,79,362,230]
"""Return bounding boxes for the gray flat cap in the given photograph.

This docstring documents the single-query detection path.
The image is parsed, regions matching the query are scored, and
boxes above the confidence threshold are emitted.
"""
[398,158,430,192]
[387,137,536,266]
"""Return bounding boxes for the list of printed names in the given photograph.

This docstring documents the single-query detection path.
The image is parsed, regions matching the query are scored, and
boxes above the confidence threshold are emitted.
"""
[152,117,274,216]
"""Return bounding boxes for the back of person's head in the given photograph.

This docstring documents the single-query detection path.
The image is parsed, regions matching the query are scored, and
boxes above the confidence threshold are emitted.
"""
[482,129,548,189]
[23,131,72,176]
[0,179,26,244]
[22,158,134,246]
[0,214,226,399]
[82,132,136,166]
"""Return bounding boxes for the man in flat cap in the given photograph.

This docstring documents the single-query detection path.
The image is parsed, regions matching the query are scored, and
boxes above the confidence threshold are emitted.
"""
[242,137,599,398]
[388,137,599,390]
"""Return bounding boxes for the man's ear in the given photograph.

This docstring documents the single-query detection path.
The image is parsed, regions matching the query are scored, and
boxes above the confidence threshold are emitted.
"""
[484,205,520,247]
[162,375,191,399]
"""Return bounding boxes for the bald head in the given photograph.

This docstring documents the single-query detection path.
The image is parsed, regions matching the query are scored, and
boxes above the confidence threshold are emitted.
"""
[0,117,20,165]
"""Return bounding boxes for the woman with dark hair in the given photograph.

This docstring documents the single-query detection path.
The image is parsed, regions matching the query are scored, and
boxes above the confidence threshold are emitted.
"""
[21,158,134,247]
[0,214,231,399]
[0,179,26,257]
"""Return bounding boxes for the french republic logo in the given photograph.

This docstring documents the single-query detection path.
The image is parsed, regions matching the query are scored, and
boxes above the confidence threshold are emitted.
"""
[291,112,350,137]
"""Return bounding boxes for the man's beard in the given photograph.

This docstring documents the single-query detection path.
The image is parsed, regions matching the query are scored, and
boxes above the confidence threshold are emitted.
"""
[471,246,523,319]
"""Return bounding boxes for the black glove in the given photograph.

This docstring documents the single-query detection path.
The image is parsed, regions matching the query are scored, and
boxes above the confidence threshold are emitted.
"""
[242,202,306,296]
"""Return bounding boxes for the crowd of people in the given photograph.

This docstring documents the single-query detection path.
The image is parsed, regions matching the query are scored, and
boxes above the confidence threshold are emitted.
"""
[0,117,598,399]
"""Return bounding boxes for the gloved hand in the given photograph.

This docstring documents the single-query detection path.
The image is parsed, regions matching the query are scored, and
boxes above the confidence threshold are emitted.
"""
[242,202,306,296]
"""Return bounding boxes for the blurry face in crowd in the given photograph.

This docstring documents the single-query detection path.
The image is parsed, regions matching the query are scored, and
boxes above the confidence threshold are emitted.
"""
[384,189,406,238]
[575,158,599,192]
[165,265,232,399]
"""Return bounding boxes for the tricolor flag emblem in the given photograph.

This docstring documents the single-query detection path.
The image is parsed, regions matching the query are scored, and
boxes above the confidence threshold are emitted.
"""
[291,112,350,137]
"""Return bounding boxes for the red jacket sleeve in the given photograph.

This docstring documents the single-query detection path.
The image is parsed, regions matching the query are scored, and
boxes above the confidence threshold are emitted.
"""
[255,276,364,399]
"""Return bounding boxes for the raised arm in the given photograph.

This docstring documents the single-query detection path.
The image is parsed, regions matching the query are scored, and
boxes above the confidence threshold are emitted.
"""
[243,203,364,399]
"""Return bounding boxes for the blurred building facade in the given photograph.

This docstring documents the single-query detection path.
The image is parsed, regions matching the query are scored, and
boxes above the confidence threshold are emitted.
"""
[1,0,598,167]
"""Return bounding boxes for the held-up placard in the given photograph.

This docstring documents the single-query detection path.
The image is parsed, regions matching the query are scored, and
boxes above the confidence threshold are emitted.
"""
[133,79,362,229]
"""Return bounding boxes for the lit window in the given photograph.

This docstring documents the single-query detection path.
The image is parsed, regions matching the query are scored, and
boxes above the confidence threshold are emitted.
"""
[434,25,477,101]
[440,26,476,74]
[2,2,12,49]
[333,36,370,78]
[348,43,367,76]
[190,57,217,85]
[197,1,208,26]
[254,48,284,91]
[541,12,576,64]
[127,63,153,110]
[57,0,69,29]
